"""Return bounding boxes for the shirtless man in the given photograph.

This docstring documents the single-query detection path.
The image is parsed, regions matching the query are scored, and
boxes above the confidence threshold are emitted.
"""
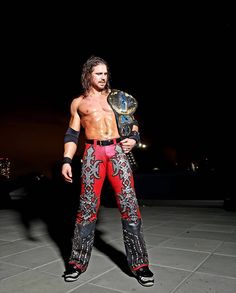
[61,56,154,287]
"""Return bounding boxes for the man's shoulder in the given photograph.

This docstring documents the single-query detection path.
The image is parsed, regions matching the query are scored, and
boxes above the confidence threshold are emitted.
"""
[71,95,83,104]
[110,89,134,98]
[70,95,84,112]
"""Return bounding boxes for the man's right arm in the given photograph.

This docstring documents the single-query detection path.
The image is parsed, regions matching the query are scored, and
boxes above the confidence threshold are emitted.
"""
[62,98,81,183]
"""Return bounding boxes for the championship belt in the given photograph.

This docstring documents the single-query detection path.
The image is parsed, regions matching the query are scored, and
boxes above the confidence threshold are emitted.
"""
[108,89,139,170]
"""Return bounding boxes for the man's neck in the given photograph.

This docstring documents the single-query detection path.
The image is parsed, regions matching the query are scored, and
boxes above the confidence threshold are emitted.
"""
[89,88,109,97]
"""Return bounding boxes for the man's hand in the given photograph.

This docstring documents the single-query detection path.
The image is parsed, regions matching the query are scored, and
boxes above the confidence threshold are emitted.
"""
[120,138,136,154]
[62,163,73,183]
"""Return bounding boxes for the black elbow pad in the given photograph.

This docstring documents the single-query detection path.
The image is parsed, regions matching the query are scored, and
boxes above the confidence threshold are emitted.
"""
[64,127,80,144]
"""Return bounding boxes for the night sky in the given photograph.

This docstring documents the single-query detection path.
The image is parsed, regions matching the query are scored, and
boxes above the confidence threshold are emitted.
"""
[1,5,234,177]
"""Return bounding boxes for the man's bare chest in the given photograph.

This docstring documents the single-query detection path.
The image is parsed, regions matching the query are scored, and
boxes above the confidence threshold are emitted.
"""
[78,99,113,116]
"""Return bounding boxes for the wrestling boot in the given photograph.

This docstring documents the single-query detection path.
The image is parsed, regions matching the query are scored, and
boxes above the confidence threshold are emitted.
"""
[133,266,154,287]
[65,220,96,282]
[63,264,81,282]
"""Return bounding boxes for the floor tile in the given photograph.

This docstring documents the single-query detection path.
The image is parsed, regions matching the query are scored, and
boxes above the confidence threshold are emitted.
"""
[174,271,236,293]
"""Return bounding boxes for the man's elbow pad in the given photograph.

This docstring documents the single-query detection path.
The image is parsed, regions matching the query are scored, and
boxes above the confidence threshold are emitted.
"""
[64,127,80,145]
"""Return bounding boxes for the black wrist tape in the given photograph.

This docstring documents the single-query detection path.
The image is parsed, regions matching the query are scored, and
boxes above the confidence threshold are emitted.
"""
[64,127,80,144]
[129,130,140,143]
[62,157,72,165]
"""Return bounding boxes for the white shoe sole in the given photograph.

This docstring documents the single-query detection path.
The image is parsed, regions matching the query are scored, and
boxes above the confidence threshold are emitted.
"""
[138,277,154,287]
[64,276,80,282]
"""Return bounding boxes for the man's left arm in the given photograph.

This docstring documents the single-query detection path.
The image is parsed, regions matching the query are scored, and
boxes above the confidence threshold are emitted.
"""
[121,124,140,154]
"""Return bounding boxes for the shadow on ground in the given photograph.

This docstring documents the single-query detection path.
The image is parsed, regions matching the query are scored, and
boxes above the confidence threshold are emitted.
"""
[94,228,133,277]
[3,159,132,276]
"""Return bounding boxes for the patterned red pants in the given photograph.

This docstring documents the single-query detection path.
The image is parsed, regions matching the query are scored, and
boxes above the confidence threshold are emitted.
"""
[69,141,149,272]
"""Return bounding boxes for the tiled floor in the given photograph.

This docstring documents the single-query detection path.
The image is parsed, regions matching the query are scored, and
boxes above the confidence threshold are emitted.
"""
[1,204,236,292]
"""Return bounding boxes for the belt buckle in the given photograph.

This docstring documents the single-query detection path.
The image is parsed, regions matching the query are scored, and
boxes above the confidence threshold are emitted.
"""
[103,139,111,146]
[97,139,116,146]
[104,140,110,146]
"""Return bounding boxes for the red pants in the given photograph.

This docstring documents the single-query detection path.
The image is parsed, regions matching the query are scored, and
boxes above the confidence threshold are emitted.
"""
[70,141,149,271]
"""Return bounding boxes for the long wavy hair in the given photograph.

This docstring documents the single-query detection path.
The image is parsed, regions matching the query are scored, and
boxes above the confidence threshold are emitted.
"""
[81,56,111,96]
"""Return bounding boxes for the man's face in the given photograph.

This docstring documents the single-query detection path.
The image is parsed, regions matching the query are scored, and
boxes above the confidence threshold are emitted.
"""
[91,64,108,90]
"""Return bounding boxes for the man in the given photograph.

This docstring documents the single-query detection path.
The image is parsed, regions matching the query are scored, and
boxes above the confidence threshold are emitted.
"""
[61,56,154,287]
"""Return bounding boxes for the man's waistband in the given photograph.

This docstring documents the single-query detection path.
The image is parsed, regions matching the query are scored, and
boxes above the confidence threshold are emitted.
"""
[85,137,122,146]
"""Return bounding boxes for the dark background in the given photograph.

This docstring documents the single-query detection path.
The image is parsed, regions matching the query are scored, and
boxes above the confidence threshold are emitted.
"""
[0,4,234,178]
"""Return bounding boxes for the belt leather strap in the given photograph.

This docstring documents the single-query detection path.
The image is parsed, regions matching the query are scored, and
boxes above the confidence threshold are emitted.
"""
[86,137,121,146]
